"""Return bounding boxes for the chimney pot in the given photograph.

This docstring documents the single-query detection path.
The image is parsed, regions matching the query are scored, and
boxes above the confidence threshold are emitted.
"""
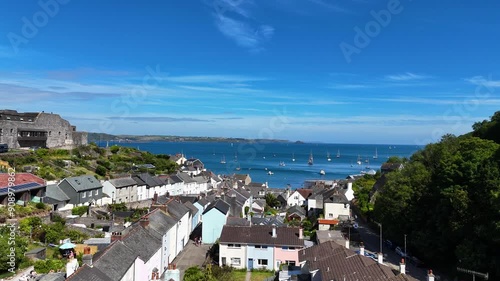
[377,253,383,264]
[140,217,150,228]
[299,227,304,239]
[272,225,277,238]
[111,232,122,242]
[359,243,365,256]
[399,258,406,275]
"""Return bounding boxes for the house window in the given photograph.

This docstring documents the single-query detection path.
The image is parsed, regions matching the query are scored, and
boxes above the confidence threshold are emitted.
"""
[222,257,226,266]
[228,244,241,248]
[95,190,99,195]
[231,258,240,266]
[88,191,92,197]
[258,259,268,266]
[281,246,296,251]
[285,260,296,266]
[82,192,86,198]
[254,245,268,249]
[328,213,333,218]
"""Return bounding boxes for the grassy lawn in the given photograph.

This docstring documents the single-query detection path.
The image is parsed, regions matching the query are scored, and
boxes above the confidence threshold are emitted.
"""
[231,271,274,281]
[232,271,247,281]
[250,271,274,281]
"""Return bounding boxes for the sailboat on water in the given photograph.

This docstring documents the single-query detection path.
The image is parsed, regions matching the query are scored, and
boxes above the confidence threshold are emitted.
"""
[292,153,296,162]
[327,151,331,162]
[336,149,340,158]
[308,151,314,166]
[373,148,378,159]
[357,155,362,165]
[220,155,226,164]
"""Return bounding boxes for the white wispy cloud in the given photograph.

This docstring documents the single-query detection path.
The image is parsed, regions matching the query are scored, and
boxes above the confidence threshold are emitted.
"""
[385,72,431,81]
[165,74,267,84]
[465,76,500,88]
[216,15,274,52]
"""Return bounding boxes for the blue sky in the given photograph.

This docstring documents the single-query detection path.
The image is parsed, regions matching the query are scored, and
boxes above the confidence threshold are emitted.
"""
[1,0,499,144]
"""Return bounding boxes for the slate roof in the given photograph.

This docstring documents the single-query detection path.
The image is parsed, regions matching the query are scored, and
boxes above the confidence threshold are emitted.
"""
[132,173,164,188]
[45,184,70,202]
[66,264,112,281]
[184,201,199,216]
[165,199,190,220]
[203,199,230,215]
[227,217,251,226]
[122,226,161,262]
[62,175,102,192]
[220,225,303,247]
[251,216,285,227]
[92,241,138,281]
[143,208,177,235]
[196,198,209,207]
[324,191,349,204]
[176,172,196,183]
[169,174,183,184]
[287,205,306,216]
[109,177,137,188]
[178,195,197,204]
[299,241,402,281]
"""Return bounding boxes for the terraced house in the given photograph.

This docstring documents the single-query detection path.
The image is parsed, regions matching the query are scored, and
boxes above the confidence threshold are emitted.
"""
[219,225,305,271]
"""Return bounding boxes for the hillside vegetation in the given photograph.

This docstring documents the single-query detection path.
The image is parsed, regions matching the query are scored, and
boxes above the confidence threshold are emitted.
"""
[0,143,178,180]
[373,112,500,279]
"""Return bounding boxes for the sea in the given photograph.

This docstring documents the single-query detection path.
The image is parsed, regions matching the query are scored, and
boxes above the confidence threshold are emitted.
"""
[99,141,422,188]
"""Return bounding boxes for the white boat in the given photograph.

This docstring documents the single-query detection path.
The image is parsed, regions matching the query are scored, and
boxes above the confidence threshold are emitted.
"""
[373,148,378,159]
[267,171,274,175]
[308,151,313,166]
[336,149,340,158]
[357,155,362,165]
[319,169,325,175]
[220,155,226,164]
[327,151,332,162]
[279,161,286,167]
[292,153,296,162]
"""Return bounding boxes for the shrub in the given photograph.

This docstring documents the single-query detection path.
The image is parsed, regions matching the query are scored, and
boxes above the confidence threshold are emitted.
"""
[34,259,65,273]
[72,206,88,216]
[35,202,45,209]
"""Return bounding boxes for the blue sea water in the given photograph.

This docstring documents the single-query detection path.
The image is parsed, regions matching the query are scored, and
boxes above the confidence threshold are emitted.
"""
[101,141,422,188]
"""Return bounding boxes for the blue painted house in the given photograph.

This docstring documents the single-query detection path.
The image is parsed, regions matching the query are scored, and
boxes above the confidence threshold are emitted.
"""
[202,199,230,244]
[194,198,209,222]
[184,201,200,233]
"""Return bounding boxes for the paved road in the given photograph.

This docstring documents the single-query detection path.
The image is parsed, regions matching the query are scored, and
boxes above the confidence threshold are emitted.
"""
[172,240,211,280]
[353,216,428,281]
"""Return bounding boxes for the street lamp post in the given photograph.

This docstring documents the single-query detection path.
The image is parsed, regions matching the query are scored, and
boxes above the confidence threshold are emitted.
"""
[404,234,407,263]
[378,223,382,254]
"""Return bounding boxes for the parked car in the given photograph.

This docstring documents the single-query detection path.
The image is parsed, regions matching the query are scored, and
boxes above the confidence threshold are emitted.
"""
[395,246,408,258]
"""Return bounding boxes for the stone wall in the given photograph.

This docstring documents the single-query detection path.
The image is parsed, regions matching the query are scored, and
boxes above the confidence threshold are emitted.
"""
[0,110,87,149]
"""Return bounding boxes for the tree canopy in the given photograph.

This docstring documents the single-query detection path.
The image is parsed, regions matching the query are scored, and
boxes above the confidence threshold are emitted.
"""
[373,112,500,279]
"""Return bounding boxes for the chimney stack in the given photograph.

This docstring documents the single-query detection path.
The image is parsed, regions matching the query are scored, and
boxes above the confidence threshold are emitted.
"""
[82,254,93,267]
[153,193,158,204]
[377,253,383,264]
[111,232,122,242]
[140,217,150,228]
[399,258,406,275]
[299,227,304,239]
[359,242,365,256]
[427,270,435,281]
[272,225,277,238]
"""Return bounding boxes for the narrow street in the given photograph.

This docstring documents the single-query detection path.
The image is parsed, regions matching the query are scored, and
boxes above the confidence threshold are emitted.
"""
[353,216,429,281]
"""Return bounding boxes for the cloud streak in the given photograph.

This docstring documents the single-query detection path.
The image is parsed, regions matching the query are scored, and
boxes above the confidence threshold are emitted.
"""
[385,72,431,81]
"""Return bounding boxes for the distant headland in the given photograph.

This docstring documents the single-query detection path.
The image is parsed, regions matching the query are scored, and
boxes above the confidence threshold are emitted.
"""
[88,132,293,144]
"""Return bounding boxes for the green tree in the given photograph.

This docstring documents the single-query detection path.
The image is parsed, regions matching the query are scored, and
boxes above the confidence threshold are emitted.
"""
[0,226,28,273]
